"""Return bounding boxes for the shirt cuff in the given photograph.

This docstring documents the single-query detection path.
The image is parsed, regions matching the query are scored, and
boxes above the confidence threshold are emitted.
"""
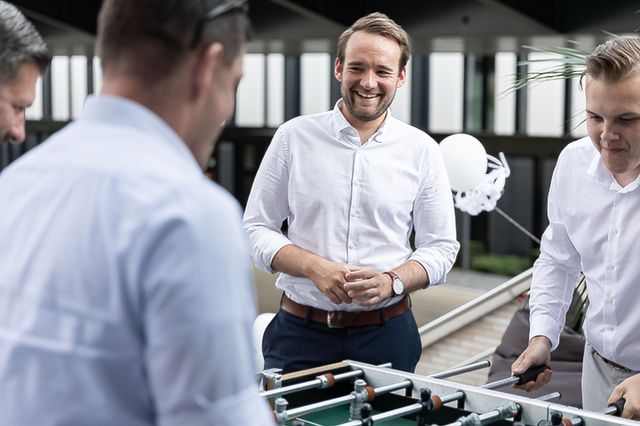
[529,312,563,351]
[253,232,293,274]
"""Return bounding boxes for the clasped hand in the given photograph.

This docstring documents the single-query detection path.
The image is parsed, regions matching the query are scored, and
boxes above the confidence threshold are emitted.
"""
[310,262,391,306]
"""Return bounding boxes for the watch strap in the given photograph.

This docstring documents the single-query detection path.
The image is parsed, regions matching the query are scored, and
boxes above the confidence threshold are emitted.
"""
[383,270,400,281]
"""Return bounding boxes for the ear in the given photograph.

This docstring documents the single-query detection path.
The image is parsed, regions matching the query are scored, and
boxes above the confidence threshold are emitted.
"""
[334,57,343,82]
[396,66,407,88]
[192,42,225,99]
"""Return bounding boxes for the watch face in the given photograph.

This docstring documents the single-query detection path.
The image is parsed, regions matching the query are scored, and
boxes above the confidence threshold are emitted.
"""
[392,278,404,295]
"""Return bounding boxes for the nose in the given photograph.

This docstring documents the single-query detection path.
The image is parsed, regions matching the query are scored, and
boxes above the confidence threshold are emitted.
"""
[601,120,619,142]
[8,113,26,143]
[360,71,376,90]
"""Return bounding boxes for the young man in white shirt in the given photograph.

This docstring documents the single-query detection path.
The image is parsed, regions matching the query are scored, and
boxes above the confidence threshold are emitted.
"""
[244,12,459,374]
[0,1,50,145]
[512,37,640,419]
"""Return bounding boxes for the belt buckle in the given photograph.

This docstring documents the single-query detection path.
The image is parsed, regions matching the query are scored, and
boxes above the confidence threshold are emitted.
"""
[326,311,345,328]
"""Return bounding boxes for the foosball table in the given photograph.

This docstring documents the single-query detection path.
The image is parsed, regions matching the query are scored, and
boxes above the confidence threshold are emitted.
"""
[258,360,634,426]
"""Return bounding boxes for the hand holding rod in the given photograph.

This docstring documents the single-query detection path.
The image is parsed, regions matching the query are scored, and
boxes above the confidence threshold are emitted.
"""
[482,364,551,390]
[562,398,626,426]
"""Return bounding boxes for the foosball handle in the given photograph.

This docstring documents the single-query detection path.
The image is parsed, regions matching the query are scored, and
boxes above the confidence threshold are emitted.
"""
[608,398,626,417]
[516,364,551,385]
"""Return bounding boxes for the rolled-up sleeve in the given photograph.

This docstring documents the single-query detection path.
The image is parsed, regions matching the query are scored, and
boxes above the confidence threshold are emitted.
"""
[243,127,295,273]
[410,145,460,285]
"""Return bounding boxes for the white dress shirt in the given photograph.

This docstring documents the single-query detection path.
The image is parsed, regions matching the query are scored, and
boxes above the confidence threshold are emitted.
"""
[244,101,459,312]
[0,95,273,425]
[530,136,640,370]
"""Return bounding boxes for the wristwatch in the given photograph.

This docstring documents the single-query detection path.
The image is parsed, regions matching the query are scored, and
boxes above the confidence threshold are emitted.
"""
[384,271,404,296]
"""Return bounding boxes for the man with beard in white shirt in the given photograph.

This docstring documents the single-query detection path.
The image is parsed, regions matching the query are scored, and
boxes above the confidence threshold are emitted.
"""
[244,12,459,374]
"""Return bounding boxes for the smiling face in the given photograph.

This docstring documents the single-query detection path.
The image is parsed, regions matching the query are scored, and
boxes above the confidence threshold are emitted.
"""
[0,61,40,144]
[335,31,406,129]
[585,71,640,187]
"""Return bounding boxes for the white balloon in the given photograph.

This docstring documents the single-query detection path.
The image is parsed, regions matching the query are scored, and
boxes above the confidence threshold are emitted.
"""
[439,133,488,192]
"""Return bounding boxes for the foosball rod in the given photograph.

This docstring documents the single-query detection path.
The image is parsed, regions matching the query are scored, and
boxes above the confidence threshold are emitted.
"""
[335,383,558,426]
[481,364,551,390]
[260,363,392,399]
[275,380,413,423]
[561,398,626,426]
[442,401,521,426]
[276,361,490,424]
[262,359,490,399]
[430,360,491,380]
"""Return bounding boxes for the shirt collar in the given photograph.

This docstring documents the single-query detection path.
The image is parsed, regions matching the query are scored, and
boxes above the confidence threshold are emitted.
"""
[586,147,640,193]
[81,95,202,174]
[331,99,393,145]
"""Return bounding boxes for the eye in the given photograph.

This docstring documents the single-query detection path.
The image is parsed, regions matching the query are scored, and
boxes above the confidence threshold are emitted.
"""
[587,114,603,122]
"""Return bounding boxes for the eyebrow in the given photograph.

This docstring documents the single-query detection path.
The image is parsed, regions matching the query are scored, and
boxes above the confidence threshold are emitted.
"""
[346,61,396,73]
[585,109,640,117]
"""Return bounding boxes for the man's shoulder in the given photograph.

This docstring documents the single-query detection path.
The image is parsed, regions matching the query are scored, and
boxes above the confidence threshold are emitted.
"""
[281,110,333,130]
[563,136,593,151]
[387,117,438,147]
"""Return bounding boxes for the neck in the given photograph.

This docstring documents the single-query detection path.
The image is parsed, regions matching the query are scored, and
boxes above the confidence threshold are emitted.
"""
[100,75,191,142]
[339,102,387,144]
[614,169,640,187]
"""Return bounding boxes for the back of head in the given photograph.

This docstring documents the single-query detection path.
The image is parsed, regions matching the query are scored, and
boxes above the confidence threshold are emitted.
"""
[336,12,411,71]
[585,37,640,82]
[96,0,250,84]
[0,0,50,84]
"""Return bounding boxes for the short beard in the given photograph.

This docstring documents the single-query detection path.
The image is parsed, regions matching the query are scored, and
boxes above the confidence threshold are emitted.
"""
[341,86,397,123]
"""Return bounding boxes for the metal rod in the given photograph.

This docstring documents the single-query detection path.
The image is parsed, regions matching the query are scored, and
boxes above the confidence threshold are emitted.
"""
[260,369,362,398]
[429,360,491,379]
[283,380,412,420]
[537,392,561,402]
[286,394,354,420]
[440,391,466,405]
[480,375,518,390]
[260,362,391,399]
[444,401,520,426]
[337,401,425,426]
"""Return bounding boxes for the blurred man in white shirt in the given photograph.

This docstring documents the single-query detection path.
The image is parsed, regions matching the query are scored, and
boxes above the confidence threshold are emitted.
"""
[0,1,50,145]
[0,0,273,424]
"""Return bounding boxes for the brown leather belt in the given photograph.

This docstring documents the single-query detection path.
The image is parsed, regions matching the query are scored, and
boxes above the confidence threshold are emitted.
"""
[593,349,634,373]
[280,294,411,328]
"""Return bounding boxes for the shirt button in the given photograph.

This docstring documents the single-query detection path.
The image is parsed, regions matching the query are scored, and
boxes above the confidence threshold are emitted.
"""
[612,229,618,235]
[607,264,615,271]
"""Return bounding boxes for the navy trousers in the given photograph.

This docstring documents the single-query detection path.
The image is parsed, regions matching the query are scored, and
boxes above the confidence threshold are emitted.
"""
[262,307,422,374]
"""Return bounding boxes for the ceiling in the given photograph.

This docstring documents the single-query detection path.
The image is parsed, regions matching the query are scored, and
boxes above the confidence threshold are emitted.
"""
[11,0,640,55]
